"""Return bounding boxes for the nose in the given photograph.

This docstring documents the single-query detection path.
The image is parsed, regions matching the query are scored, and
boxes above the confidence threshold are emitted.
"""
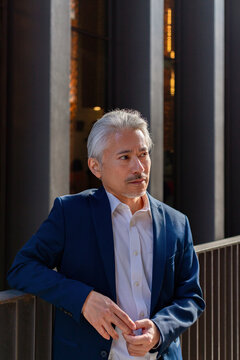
[131,156,145,173]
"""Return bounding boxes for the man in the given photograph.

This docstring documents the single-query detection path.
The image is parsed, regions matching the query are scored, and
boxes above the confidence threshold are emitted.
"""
[7,109,205,360]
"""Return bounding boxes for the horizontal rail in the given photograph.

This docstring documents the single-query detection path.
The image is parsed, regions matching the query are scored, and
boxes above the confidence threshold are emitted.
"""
[0,290,32,303]
[195,235,240,254]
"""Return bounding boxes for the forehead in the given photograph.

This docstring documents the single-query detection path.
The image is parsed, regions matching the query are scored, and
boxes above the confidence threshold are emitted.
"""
[105,128,147,152]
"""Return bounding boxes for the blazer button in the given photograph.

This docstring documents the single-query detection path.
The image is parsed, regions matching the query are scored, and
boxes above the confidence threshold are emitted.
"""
[100,350,108,358]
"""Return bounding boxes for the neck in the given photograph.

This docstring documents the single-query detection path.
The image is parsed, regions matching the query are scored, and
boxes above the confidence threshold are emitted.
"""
[105,188,145,214]
[122,196,144,214]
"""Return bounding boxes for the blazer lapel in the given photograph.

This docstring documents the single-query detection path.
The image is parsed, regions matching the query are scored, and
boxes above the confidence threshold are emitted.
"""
[89,187,116,302]
[148,195,167,315]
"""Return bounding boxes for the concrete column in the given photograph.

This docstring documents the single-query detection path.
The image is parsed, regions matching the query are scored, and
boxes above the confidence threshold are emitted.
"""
[175,0,225,244]
[149,0,164,201]
[4,0,70,286]
[111,0,164,200]
[0,0,8,290]
[50,0,70,205]
[225,0,240,237]
[214,0,225,240]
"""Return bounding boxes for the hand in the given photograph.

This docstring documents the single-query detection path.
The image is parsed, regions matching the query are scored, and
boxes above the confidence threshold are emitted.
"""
[82,290,136,340]
[123,319,160,357]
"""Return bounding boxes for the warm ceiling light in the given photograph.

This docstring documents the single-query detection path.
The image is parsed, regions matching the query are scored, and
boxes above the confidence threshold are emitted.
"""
[93,106,101,111]
[167,8,172,25]
[170,70,175,96]
[167,8,172,53]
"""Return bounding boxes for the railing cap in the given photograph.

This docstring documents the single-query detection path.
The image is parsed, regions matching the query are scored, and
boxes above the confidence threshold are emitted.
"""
[0,290,34,304]
[195,235,240,254]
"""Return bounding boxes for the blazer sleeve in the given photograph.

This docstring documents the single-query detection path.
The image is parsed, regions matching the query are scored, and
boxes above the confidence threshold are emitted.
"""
[7,197,94,324]
[150,216,205,356]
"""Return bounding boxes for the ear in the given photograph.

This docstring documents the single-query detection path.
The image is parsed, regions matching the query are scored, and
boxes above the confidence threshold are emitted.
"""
[88,158,102,179]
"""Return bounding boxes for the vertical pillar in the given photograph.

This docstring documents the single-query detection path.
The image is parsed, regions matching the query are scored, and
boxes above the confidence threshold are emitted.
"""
[111,0,164,200]
[214,0,225,240]
[150,0,164,201]
[176,0,225,244]
[0,0,8,290]
[225,0,240,237]
[4,0,70,285]
[50,0,70,205]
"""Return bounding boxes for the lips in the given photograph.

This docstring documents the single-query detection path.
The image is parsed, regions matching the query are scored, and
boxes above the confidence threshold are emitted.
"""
[128,179,146,184]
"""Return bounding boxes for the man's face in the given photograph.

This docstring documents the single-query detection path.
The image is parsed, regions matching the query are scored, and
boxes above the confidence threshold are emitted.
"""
[89,128,151,203]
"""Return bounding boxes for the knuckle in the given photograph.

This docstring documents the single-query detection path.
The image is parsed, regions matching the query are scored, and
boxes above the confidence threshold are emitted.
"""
[109,302,115,310]
[103,308,111,318]
[146,336,152,346]
[95,319,101,327]
[146,319,151,326]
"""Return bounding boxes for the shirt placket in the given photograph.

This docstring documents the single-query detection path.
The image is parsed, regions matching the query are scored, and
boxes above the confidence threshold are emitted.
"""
[129,213,148,324]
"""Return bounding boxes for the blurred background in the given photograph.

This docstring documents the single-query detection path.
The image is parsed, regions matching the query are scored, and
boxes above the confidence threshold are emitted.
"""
[1,0,240,290]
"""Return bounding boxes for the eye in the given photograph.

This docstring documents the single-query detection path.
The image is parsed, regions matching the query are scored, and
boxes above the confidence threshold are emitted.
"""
[140,151,148,157]
[119,155,129,160]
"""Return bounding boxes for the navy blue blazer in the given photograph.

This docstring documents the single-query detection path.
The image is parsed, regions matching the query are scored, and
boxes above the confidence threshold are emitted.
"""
[7,187,205,360]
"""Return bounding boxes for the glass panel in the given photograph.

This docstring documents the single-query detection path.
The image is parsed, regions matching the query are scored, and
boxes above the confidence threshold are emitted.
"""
[164,0,175,206]
[71,0,108,37]
[70,0,108,194]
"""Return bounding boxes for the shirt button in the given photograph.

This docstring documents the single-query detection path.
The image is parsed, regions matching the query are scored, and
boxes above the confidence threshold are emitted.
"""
[133,250,138,256]
[134,281,140,287]
[139,311,145,318]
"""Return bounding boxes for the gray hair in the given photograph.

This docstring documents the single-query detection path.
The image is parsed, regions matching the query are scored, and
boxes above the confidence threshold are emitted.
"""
[87,109,153,161]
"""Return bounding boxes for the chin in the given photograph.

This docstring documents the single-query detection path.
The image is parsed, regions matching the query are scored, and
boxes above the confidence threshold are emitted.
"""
[122,190,146,199]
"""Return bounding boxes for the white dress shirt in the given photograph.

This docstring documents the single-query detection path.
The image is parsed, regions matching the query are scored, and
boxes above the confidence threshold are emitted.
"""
[106,191,157,360]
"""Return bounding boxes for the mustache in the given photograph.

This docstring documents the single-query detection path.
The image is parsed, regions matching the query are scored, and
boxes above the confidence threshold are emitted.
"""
[125,174,148,182]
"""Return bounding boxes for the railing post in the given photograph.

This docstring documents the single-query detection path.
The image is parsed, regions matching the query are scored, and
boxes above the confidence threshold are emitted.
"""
[0,291,52,360]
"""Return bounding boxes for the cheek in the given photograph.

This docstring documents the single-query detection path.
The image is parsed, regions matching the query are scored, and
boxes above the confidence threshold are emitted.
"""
[103,167,124,183]
[144,159,151,172]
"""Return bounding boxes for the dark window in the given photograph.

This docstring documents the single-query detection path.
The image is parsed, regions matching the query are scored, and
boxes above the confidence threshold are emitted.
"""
[70,0,109,193]
[164,0,176,206]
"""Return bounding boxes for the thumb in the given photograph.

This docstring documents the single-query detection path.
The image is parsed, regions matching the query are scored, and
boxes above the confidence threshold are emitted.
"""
[135,319,150,330]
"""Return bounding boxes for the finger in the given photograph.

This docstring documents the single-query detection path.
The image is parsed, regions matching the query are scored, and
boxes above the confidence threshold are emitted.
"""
[123,333,149,345]
[135,319,151,329]
[112,305,136,330]
[126,343,148,357]
[97,325,111,340]
[110,314,135,335]
[102,320,119,340]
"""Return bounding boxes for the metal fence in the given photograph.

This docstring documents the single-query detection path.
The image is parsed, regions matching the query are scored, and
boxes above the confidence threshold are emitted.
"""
[1,236,240,360]
[181,235,240,360]
[0,290,52,360]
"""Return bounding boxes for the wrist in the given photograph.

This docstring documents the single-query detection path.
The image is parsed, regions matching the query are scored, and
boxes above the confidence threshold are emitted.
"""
[82,290,94,314]
[151,321,161,349]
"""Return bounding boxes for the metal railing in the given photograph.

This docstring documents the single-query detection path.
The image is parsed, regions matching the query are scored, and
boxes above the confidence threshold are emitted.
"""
[181,235,240,360]
[0,290,52,360]
[0,236,240,360]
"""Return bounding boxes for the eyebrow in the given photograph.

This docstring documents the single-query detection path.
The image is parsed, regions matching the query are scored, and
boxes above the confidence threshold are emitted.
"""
[116,147,148,155]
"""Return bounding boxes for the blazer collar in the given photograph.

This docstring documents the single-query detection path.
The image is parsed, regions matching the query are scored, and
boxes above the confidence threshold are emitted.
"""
[147,194,167,315]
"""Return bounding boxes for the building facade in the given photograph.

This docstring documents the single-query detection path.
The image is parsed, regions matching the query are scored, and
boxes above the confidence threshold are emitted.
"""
[1,0,240,290]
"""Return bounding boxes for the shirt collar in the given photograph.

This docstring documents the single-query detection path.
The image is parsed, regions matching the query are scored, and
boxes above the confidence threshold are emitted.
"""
[106,190,152,218]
